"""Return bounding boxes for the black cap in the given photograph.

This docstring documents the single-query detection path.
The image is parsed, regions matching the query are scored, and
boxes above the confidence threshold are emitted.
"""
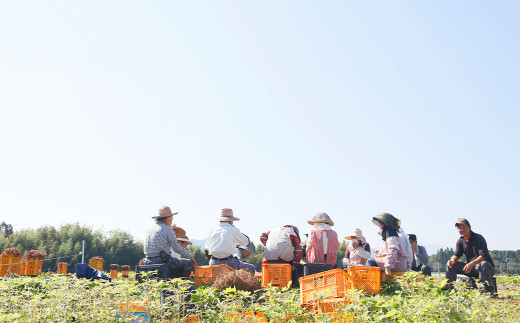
[455,218,471,227]
[407,234,417,242]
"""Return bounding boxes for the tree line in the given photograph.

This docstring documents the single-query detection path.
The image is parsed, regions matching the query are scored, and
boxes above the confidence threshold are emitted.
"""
[0,223,143,272]
[1,222,518,275]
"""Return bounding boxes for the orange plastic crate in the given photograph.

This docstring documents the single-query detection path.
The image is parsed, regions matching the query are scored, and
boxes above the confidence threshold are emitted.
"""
[89,259,104,271]
[227,311,267,322]
[261,264,292,288]
[0,265,6,277]
[303,297,351,314]
[0,254,9,265]
[182,315,201,323]
[193,265,235,286]
[315,311,354,323]
[119,300,148,312]
[347,266,381,295]
[20,261,26,275]
[110,269,119,279]
[299,269,354,304]
[24,258,43,276]
[57,263,68,275]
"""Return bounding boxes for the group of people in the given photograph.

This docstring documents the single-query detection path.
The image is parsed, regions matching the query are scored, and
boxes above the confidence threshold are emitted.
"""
[143,206,495,292]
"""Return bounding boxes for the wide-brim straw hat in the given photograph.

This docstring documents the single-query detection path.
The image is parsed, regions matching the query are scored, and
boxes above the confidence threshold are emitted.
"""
[152,206,179,219]
[344,228,366,244]
[216,208,240,221]
[177,235,192,245]
[307,212,334,226]
[170,225,186,238]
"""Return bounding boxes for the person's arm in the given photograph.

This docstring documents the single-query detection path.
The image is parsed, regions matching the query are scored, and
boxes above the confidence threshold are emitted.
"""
[260,231,270,246]
[464,236,489,273]
[416,246,429,265]
[384,237,400,270]
[463,255,485,273]
[234,227,250,246]
[448,239,463,267]
[289,234,303,263]
[355,245,371,260]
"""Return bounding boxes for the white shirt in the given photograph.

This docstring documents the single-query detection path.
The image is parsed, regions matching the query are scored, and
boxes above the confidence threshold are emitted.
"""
[398,228,413,269]
[205,222,250,258]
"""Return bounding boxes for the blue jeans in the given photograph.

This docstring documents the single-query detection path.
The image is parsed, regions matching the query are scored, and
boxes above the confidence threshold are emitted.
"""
[209,257,255,274]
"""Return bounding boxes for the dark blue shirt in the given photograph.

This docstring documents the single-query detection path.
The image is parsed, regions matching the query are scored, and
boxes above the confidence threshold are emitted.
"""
[454,231,494,266]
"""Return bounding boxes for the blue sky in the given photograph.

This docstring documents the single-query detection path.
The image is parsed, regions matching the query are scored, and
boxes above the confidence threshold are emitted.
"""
[1,1,518,253]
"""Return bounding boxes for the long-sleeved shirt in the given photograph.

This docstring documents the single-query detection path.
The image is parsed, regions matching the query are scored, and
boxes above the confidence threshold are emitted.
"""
[144,221,193,259]
[260,226,303,263]
[344,242,371,266]
[398,228,413,269]
[411,245,429,269]
[377,236,408,271]
[205,222,250,258]
[306,226,339,266]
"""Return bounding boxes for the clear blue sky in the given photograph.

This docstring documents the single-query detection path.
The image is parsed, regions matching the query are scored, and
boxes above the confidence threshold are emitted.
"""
[1,1,518,252]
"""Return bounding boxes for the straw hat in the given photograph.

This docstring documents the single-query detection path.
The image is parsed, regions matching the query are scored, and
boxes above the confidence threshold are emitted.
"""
[152,206,178,219]
[344,228,366,244]
[170,225,186,238]
[307,212,334,226]
[216,208,240,221]
[177,235,192,245]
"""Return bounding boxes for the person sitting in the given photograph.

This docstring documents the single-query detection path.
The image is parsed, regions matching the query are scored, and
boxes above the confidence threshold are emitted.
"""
[407,234,432,276]
[367,213,408,276]
[171,234,192,259]
[343,228,371,268]
[260,225,304,284]
[260,225,303,264]
[305,212,339,268]
[205,208,255,274]
[397,221,414,271]
[445,218,495,292]
[143,206,196,278]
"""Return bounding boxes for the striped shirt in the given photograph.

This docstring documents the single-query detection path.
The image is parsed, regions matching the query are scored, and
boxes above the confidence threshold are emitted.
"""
[144,221,193,259]
[306,227,339,266]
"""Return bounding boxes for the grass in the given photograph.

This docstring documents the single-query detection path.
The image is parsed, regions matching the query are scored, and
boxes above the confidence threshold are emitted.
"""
[0,272,519,322]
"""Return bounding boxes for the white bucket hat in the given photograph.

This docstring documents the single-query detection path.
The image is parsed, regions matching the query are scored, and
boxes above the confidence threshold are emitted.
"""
[344,228,366,244]
[216,208,240,221]
[307,212,334,226]
[177,235,192,245]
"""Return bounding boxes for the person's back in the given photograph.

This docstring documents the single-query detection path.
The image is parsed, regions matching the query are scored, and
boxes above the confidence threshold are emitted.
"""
[263,226,298,262]
[206,222,245,258]
[305,212,339,267]
[205,208,255,273]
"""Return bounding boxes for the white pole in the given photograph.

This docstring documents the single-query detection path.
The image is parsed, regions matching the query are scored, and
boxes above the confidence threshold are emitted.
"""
[81,240,85,263]
[506,250,508,276]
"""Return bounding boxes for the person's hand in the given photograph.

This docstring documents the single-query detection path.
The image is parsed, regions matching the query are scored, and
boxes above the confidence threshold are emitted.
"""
[190,257,197,266]
[463,262,475,273]
[385,268,392,276]
[447,259,455,267]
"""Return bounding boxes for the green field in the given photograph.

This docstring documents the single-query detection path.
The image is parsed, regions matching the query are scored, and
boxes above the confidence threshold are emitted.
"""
[0,273,519,322]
